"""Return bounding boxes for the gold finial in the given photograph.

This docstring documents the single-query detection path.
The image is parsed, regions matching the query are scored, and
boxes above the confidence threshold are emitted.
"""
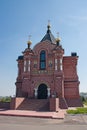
[27,35,32,44]
[47,20,51,33]
[47,20,51,29]
[56,32,61,45]
[27,35,32,48]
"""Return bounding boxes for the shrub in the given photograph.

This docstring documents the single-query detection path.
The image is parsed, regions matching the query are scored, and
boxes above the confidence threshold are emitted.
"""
[0,96,11,102]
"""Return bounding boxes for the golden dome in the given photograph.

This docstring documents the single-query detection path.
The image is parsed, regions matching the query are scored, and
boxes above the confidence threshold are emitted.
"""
[27,40,32,45]
[56,37,61,43]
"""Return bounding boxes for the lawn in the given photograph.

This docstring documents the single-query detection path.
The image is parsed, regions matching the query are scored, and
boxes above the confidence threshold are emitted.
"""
[67,107,87,114]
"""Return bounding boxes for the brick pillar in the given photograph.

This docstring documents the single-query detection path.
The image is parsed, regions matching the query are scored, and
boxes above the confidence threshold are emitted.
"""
[50,98,59,111]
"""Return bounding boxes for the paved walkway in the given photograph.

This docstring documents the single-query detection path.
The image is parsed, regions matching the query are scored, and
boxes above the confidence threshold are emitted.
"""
[0,109,66,119]
[0,114,87,130]
[0,112,87,130]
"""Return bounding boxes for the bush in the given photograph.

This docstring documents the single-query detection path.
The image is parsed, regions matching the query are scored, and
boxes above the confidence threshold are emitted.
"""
[0,96,11,102]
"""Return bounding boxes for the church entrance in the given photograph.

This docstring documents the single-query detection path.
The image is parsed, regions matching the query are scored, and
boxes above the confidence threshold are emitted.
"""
[38,84,47,99]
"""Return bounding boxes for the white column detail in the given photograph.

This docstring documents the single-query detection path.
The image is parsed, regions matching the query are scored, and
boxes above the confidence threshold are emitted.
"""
[55,59,57,70]
[47,88,50,98]
[24,60,26,72]
[34,88,38,98]
[60,58,62,70]
[28,60,30,72]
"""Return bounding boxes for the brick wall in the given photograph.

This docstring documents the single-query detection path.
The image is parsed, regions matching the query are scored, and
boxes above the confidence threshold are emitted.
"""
[0,102,10,109]
[10,97,25,109]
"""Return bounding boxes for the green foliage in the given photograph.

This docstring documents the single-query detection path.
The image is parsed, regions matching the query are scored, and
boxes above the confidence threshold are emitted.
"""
[80,95,87,106]
[0,96,11,102]
[82,98,87,106]
[67,107,87,114]
[80,96,85,102]
[84,101,87,106]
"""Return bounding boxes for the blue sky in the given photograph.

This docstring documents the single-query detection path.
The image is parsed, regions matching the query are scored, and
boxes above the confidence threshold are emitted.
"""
[0,0,87,96]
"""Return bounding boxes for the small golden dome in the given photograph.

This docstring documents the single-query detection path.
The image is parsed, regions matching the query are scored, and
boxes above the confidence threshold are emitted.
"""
[27,40,32,45]
[56,37,61,43]
[27,35,32,45]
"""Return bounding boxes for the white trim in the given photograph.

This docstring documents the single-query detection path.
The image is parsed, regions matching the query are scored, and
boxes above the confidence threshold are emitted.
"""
[55,59,57,70]
[24,60,26,72]
[47,88,50,97]
[34,88,38,98]
[60,58,62,70]
[28,60,30,72]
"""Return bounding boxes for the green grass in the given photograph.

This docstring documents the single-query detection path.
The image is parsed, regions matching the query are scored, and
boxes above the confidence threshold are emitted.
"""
[67,107,87,114]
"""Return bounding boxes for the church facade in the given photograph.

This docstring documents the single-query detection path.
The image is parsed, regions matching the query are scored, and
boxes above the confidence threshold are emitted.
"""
[11,24,82,110]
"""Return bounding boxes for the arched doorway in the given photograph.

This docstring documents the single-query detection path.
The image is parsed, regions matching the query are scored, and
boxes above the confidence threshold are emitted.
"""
[38,84,47,99]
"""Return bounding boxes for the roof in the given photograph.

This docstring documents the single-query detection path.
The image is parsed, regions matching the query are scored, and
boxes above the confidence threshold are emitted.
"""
[18,55,24,60]
[41,25,56,44]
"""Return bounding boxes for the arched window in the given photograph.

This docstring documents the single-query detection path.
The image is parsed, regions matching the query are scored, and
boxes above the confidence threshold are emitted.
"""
[40,50,46,70]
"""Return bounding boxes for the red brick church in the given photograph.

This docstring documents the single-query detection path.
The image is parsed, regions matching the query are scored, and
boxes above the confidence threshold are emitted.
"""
[11,24,82,111]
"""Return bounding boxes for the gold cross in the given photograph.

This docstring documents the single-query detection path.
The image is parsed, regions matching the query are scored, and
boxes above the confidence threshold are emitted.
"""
[48,20,50,26]
[57,32,59,38]
[28,35,31,41]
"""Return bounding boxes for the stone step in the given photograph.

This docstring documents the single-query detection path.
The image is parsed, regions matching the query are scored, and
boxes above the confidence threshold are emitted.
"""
[16,99,49,111]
